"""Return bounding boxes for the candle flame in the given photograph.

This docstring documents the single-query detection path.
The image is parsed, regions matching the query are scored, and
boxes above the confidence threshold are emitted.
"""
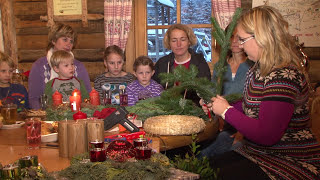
[74,92,77,96]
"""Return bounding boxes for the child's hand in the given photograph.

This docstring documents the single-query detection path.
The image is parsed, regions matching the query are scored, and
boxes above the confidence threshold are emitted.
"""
[230,131,244,145]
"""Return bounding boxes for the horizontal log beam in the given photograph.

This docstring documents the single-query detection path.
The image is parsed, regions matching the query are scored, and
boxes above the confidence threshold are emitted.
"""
[39,14,103,22]
[16,20,104,35]
[18,49,104,62]
[17,33,104,49]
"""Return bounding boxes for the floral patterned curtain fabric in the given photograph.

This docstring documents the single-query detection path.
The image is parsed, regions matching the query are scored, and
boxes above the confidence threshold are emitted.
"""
[104,0,132,50]
[211,0,241,30]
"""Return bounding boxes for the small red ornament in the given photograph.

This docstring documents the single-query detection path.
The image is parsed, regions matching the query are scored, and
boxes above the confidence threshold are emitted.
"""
[106,140,135,162]
[89,89,100,105]
[73,111,87,120]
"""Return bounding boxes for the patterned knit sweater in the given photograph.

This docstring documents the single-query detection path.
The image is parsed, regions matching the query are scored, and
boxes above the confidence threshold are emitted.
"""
[226,65,320,179]
[94,72,135,103]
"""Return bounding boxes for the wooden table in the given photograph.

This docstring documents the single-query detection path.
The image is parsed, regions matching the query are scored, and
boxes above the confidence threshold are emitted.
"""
[0,119,218,173]
[0,127,70,172]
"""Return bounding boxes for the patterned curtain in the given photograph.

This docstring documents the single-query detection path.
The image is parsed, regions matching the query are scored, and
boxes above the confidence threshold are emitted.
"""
[211,0,241,30]
[104,0,132,50]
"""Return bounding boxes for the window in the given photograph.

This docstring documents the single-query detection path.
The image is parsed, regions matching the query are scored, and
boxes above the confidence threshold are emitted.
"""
[146,0,212,62]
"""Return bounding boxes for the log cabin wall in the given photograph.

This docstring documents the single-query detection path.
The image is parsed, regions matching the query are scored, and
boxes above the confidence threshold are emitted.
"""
[13,0,106,85]
[1,0,320,89]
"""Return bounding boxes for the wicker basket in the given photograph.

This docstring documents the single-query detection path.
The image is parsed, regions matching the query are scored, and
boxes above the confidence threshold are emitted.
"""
[143,115,206,135]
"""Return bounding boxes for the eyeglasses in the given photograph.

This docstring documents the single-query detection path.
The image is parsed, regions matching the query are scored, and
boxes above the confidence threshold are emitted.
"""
[238,36,255,45]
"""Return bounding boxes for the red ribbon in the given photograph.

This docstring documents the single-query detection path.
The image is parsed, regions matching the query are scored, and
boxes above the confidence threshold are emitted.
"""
[203,104,211,119]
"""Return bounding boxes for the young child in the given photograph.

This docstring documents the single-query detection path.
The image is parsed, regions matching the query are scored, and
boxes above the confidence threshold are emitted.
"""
[127,56,163,106]
[94,45,135,104]
[0,52,29,111]
[44,50,89,104]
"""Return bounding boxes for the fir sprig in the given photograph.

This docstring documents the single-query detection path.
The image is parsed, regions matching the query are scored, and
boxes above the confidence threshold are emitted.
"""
[211,8,242,96]
[172,134,218,180]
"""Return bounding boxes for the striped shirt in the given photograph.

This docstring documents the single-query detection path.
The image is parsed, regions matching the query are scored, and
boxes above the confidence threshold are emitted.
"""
[94,72,135,102]
[127,79,163,106]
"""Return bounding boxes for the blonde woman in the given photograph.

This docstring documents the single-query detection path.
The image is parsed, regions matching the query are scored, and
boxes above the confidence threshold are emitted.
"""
[152,24,211,104]
[203,6,320,179]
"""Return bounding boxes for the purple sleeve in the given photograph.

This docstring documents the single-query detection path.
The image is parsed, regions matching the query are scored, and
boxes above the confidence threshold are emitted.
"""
[127,83,137,106]
[230,100,243,112]
[225,101,294,145]
[151,83,164,97]
[28,59,45,109]
[74,60,92,93]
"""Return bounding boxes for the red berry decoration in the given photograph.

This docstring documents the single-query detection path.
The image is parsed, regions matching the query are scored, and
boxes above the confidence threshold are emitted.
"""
[106,140,135,162]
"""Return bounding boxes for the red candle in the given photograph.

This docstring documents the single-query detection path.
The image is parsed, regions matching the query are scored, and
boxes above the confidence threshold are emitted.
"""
[73,111,87,120]
[69,92,81,112]
[52,91,62,106]
[72,89,81,102]
[90,89,100,105]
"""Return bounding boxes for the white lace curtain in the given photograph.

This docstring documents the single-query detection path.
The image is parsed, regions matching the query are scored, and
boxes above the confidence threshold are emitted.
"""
[104,0,132,50]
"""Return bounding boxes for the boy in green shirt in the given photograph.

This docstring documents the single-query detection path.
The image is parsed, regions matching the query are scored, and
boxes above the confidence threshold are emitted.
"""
[44,50,89,104]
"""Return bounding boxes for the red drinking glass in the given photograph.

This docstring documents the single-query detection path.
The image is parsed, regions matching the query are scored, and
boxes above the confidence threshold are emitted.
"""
[135,146,152,160]
[89,141,106,162]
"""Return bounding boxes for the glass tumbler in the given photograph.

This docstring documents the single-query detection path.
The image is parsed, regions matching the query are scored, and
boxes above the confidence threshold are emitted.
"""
[25,118,41,149]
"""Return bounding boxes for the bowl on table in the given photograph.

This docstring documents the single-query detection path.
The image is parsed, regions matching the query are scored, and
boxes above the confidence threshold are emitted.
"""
[41,121,58,143]
[41,132,58,142]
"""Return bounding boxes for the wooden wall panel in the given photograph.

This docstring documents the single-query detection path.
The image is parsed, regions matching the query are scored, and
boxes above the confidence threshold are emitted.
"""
[17,34,47,49]
[76,33,105,49]
[18,49,104,62]
[13,1,46,16]
[87,0,104,14]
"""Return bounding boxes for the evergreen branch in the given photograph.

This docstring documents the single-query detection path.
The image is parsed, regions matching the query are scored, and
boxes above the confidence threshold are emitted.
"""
[211,18,225,44]
[212,31,223,46]
[211,8,242,96]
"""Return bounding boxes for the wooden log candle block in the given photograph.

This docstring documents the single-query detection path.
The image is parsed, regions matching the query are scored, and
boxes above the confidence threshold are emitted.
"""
[58,120,69,158]
[87,119,104,140]
[67,120,87,158]
[87,119,104,150]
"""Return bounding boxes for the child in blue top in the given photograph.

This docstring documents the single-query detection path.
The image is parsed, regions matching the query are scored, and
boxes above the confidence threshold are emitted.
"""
[44,50,89,104]
[0,52,29,111]
[127,56,163,106]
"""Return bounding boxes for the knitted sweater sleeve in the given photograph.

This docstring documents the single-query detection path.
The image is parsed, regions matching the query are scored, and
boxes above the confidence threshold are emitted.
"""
[225,101,294,145]
[28,57,45,109]
[127,81,137,106]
